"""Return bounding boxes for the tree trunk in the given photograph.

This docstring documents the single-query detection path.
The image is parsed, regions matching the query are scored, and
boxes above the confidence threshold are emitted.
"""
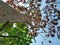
[0,0,30,23]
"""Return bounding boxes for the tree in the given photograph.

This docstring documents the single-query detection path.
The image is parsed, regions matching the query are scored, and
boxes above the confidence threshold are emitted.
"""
[0,0,60,45]
[0,0,32,45]
[0,22,32,45]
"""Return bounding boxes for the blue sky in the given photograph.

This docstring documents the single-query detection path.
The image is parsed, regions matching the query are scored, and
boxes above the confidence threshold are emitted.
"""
[1,0,60,45]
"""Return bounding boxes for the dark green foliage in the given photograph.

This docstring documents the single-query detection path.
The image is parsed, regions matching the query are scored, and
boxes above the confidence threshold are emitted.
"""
[0,22,32,45]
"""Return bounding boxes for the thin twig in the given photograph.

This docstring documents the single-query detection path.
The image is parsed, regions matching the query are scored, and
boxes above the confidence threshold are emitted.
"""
[0,36,19,38]
[38,33,46,40]
[38,32,48,33]
[0,21,9,31]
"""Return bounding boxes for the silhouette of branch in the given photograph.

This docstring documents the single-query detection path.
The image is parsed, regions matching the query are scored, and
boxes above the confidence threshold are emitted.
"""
[0,21,9,31]
[0,36,19,38]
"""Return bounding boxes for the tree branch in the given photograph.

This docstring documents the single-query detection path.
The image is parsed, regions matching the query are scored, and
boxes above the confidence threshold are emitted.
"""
[0,0,30,23]
[0,21,9,31]
[0,36,19,38]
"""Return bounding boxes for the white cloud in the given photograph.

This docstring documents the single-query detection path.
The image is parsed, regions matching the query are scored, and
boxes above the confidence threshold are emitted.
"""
[2,0,6,3]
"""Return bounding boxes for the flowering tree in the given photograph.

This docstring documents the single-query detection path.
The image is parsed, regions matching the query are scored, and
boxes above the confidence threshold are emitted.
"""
[0,0,60,45]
